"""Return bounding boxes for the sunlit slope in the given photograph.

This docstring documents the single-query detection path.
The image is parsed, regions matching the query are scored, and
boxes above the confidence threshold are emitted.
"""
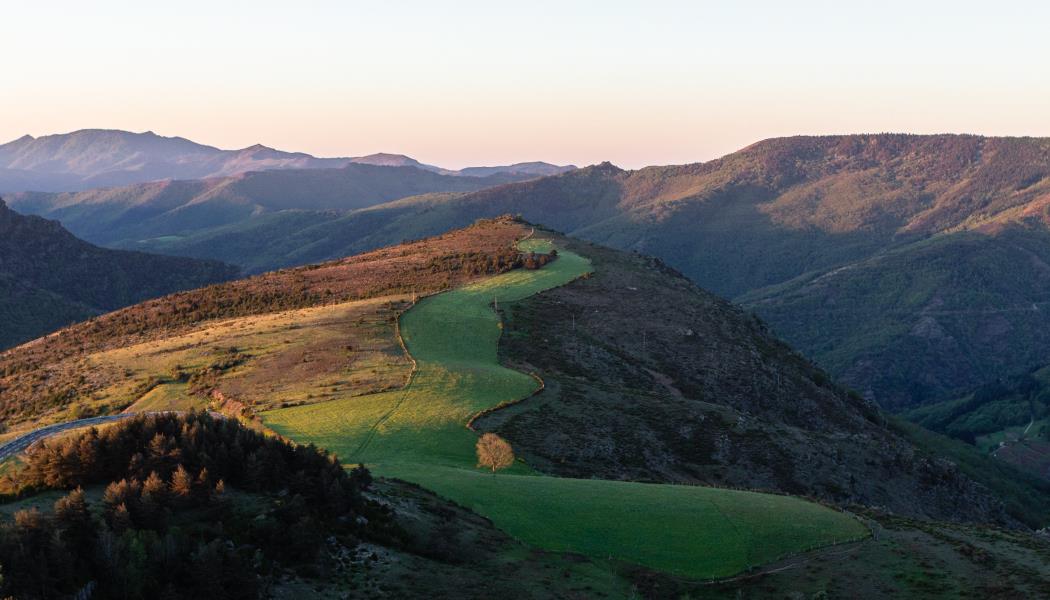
[263,239,867,579]
[265,238,581,470]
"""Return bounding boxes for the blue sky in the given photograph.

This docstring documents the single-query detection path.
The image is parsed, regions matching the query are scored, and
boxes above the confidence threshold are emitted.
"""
[3,1,1048,168]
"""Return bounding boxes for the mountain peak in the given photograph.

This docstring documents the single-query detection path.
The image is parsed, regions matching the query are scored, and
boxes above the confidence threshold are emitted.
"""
[240,143,276,153]
[586,161,624,174]
[351,153,424,167]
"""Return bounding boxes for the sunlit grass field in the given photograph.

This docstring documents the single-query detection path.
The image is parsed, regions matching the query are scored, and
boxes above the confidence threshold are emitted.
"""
[265,237,587,472]
[264,238,867,579]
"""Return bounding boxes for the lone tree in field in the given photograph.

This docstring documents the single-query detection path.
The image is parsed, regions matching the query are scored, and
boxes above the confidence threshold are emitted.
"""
[476,433,515,474]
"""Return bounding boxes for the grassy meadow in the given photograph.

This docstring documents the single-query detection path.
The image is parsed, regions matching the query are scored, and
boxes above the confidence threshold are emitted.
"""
[264,238,868,579]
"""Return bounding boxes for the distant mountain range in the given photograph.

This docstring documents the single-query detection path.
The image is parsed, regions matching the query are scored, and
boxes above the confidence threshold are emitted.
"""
[10,132,1050,415]
[0,199,237,349]
[0,129,575,192]
[6,163,544,247]
[46,133,1047,414]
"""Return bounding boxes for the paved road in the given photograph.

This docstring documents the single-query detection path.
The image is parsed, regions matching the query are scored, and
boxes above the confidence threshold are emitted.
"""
[0,410,227,463]
[0,414,136,461]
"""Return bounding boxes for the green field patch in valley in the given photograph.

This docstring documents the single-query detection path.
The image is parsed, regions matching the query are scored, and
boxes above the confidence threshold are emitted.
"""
[264,238,867,579]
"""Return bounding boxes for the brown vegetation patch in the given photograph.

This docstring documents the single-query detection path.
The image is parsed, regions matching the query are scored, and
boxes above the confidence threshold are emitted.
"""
[0,217,533,429]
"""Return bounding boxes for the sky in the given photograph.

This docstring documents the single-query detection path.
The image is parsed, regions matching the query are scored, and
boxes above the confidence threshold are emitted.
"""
[2,0,1049,169]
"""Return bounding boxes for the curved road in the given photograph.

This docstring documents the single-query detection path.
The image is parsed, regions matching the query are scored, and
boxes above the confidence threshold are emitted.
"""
[0,411,214,462]
[0,414,135,461]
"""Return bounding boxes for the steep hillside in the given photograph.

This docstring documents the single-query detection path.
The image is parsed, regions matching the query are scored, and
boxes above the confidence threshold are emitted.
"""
[2,218,1048,595]
[0,129,575,193]
[151,134,1050,409]
[0,218,529,429]
[7,164,532,248]
[2,218,1040,526]
[0,199,237,349]
[903,367,1050,482]
[474,235,1050,526]
[741,225,1050,409]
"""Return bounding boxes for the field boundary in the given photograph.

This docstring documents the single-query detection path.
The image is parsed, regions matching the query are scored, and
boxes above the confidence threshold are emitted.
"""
[263,236,868,580]
[466,370,545,432]
[348,300,425,459]
[465,264,595,432]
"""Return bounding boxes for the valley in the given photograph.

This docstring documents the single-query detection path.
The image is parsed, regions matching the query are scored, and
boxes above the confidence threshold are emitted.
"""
[0,199,238,349]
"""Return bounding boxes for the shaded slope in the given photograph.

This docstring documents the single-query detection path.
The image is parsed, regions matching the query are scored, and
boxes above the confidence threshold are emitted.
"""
[475,234,1046,526]
[0,199,237,349]
[741,226,1050,409]
[902,366,1050,483]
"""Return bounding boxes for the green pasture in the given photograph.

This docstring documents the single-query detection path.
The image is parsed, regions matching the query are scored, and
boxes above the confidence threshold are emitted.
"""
[265,237,591,472]
[264,237,867,579]
[391,465,866,578]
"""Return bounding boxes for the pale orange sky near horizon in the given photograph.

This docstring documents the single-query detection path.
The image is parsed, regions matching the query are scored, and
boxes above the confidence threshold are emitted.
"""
[3,1,1049,169]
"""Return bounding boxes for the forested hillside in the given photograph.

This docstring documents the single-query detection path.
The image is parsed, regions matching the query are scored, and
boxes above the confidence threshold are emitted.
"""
[0,199,237,349]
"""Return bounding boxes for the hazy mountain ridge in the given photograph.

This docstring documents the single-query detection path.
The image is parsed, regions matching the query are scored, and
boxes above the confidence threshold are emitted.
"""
[5,164,540,248]
[0,129,575,192]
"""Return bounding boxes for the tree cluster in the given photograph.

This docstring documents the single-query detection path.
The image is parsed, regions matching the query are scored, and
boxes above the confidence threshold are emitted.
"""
[0,412,398,599]
[520,250,556,270]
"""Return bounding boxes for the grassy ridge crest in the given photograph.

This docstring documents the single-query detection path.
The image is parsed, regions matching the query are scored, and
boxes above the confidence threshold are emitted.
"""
[264,238,867,578]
